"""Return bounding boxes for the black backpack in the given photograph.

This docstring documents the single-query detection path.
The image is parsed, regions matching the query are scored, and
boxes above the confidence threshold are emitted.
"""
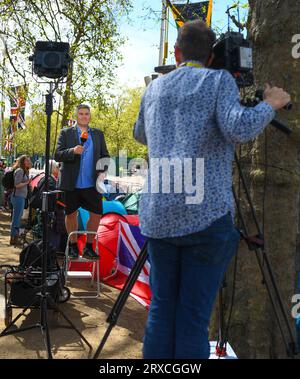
[19,239,58,270]
[11,240,62,308]
[2,169,15,190]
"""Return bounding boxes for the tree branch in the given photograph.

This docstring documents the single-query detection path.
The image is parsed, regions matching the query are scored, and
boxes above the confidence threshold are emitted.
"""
[10,2,36,48]
[26,0,60,40]
[46,0,62,40]
[56,0,80,27]
[3,40,27,89]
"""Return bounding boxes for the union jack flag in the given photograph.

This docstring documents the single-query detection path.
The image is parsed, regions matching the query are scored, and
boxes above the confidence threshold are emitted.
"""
[104,221,151,308]
[4,135,13,152]
[67,118,76,127]
[9,86,27,131]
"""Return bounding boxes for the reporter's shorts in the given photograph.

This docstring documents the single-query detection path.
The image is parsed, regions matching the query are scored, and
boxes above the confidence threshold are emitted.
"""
[64,187,103,216]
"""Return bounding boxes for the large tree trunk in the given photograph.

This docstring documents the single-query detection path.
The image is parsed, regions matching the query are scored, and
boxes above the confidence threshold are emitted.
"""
[246,0,300,358]
[211,0,300,359]
[61,67,75,129]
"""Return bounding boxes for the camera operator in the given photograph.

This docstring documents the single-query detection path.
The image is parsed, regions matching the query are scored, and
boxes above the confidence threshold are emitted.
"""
[55,104,110,260]
[134,20,291,359]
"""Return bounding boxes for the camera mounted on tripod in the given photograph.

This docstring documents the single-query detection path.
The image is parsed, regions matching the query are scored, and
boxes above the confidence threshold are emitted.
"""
[211,31,254,88]
[153,31,254,89]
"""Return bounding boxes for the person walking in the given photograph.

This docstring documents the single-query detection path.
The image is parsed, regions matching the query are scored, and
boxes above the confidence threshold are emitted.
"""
[10,155,32,246]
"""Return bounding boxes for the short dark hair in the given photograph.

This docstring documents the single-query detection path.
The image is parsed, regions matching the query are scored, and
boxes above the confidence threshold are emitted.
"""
[176,20,216,63]
[76,104,90,113]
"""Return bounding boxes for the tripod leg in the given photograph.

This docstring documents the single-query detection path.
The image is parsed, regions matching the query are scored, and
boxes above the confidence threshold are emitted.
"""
[253,249,297,357]
[47,296,93,353]
[93,324,114,359]
[1,297,53,359]
[40,296,53,359]
[0,292,46,337]
[260,251,297,349]
[216,280,227,357]
[0,304,33,337]
[93,242,148,359]
[232,176,297,357]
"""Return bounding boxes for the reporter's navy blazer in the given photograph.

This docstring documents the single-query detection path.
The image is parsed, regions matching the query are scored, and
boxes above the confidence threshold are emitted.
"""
[54,126,110,191]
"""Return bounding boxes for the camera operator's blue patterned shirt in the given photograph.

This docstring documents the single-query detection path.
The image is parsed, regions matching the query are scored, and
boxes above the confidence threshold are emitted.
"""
[134,67,275,239]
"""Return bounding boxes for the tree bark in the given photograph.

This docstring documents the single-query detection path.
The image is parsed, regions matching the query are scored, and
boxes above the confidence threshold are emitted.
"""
[61,66,74,129]
[247,0,300,358]
[211,0,300,359]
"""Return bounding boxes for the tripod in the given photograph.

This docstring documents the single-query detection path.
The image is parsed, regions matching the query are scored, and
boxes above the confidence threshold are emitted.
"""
[216,153,298,358]
[216,93,297,358]
[0,83,92,359]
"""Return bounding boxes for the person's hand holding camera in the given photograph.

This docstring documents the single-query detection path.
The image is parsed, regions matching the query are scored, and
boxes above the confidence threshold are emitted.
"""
[264,83,291,111]
[74,145,84,155]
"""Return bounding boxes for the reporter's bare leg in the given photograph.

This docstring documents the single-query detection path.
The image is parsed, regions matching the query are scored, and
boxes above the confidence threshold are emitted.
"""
[65,210,78,243]
[86,211,101,243]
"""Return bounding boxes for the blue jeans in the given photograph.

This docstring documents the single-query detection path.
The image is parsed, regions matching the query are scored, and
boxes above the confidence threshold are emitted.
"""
[10,195,25,237]
[143,213,240,359]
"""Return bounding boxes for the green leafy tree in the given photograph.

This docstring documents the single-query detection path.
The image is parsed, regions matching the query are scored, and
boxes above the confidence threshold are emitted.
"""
[0,0,132,130]
[93,87,148,159]
[13,103,61,156]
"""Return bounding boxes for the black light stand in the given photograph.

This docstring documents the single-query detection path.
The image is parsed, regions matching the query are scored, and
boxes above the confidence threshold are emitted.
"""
[0,82,92,358]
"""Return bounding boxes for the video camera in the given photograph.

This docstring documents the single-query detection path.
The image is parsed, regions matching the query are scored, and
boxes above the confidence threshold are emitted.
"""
[211,31,254,88]
[152,31,253,89]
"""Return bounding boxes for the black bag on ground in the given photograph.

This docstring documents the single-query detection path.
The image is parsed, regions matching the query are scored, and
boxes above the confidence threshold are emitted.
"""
[19,239,57,270]
[9,241,63,308]
[1,169,15,190]
[10,270,61,308]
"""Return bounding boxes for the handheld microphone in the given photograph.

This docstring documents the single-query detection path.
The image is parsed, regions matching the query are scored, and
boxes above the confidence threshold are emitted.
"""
[80,131,88,146]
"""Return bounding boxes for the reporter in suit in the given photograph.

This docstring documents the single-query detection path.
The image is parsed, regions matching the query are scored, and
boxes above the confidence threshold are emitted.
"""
[55,104,110,259]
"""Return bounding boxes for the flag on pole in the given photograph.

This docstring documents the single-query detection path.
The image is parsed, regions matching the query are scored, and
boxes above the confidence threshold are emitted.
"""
[104,221,151,308]
[4,135,13,152]
[8,86,27,132]
[67,118,76,127]
[167,0,213,29]
[4,122,14,152]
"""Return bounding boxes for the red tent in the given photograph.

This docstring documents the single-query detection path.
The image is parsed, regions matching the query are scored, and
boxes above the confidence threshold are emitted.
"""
[68,213,151,307]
